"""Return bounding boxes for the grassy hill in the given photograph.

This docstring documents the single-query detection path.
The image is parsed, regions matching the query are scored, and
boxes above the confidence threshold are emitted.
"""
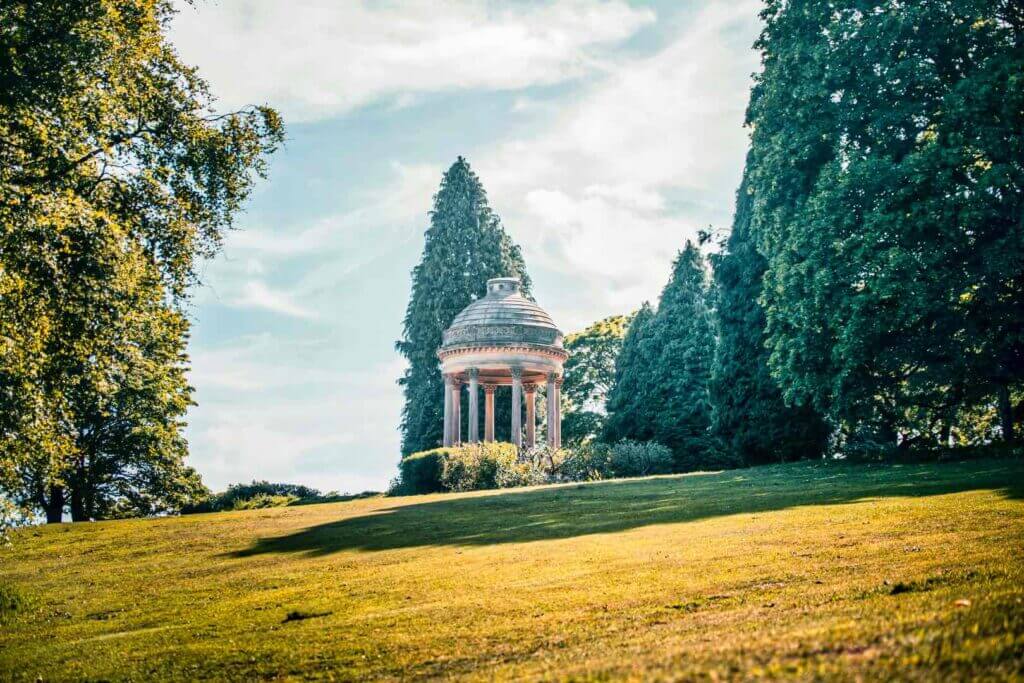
[2,457,1023,681]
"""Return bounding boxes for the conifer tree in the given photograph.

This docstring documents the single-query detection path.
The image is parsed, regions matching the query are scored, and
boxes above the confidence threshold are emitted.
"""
[604,304,657,444]
[710,165,829,465]
[647,244,716,468]
[605,244,717,469]
[397,157,530,455]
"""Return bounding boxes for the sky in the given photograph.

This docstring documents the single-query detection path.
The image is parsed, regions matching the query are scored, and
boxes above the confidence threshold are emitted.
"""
[169,0,764,494]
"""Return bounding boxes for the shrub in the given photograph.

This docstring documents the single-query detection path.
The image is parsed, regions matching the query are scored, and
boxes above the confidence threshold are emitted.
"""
[391,439,718,496]
[550,443,610,482]
[607,440,674,477]
[393,443,558,494]
[180,480,376,514]
[230,493,298,510]
[393,448,450,495]
[440,443,522,492]
[674,440,744,472]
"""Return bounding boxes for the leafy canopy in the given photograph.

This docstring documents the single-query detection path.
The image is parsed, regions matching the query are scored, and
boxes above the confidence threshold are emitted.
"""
[0,0,283,523]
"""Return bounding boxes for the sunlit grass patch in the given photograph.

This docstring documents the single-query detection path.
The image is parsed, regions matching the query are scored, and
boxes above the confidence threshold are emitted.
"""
[1,457,1022,680]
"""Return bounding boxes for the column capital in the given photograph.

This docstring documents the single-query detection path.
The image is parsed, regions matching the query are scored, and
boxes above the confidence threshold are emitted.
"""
[523,382,539,394]
[450,376,464,389]
[482,384,497,395]
[467,367,479,380]
[510,367,523,380]
[547,372,563,386]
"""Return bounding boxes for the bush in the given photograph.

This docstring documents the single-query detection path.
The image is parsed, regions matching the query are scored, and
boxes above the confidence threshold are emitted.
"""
[394,448,450,495]
[393,443,559,495]
[181,481,378,514]
[230,493,298,510]
[553,442,610,482]
[390,439,718,496]
[441,443,521,491]
[607,440,674,477]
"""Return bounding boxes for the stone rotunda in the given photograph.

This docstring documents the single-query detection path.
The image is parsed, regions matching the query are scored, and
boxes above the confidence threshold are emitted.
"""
[438,277,568,449]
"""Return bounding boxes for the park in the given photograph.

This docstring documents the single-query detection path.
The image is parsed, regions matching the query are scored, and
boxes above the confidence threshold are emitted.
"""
[1,0,1022,680]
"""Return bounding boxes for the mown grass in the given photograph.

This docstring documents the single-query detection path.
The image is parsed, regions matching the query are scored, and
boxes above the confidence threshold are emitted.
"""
[2,457,1023,681]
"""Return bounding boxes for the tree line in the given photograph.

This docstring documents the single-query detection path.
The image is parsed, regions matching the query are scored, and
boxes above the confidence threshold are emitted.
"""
[399,0,1022,469]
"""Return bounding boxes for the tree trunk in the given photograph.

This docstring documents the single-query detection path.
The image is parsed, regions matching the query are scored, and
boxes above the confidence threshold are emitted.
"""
[941,389,961,448]
[998,383,1016,443]
[70,484,86,522]
[44,485,65,524]
[70,457,88,521]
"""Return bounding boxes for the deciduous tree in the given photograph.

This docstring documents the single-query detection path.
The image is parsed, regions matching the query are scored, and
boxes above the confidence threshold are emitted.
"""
[748,0,1024,449]
[561,314,631,445]
[1,0,283,523]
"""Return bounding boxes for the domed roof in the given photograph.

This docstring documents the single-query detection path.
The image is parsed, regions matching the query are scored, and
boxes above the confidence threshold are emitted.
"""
[441,278,563,349]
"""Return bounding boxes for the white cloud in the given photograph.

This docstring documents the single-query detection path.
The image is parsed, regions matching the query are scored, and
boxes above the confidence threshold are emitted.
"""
[188,341,406,492]
[171,0,655,122]
[233,280,319,319]
[469,0,762,324]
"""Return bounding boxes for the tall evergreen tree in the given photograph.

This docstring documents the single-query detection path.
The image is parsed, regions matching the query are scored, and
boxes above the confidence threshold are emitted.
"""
[710,164,830,465]
[648,244,716,468]
[605,244,717,469]
[604,304,657,444]
[747,0,1024,448]
[397,157,530,455]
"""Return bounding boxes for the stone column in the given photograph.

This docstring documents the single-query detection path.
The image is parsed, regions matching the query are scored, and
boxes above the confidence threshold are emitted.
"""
[511,368,523,448]
[554,375,563,448]
[443,374,453,447]
[524,383,537,448]
[547,372,562,449]
[451,377,463,446]
[467,368,480,444]
[554,375,563,449]
[483,384,496,442]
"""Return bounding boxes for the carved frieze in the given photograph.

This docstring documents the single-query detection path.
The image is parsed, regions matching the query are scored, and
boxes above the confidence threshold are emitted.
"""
[442,323,561,347]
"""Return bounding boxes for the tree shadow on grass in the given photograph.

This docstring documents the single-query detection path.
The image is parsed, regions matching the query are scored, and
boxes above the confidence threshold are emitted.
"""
[229,458,1024,558]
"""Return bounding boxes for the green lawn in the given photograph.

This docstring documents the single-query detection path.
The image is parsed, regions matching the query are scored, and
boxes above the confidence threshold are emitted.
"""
[2,457,1023,681]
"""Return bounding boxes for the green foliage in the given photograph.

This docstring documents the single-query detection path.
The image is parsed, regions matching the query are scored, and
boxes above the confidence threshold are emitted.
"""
[394,449,452,495]
[0,0,282,524]
[605,244,717,470]
[393,443,614,495]
[604,303,658,443]
[182,481,325,514]
[438,443,536,492]
[605,440,673,478]
[554,444,610,482]
[230,494,299,511]
[747,0,1024,448]
[561,315,631,444]
[710,162,830,465]
[396,157,531,455]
